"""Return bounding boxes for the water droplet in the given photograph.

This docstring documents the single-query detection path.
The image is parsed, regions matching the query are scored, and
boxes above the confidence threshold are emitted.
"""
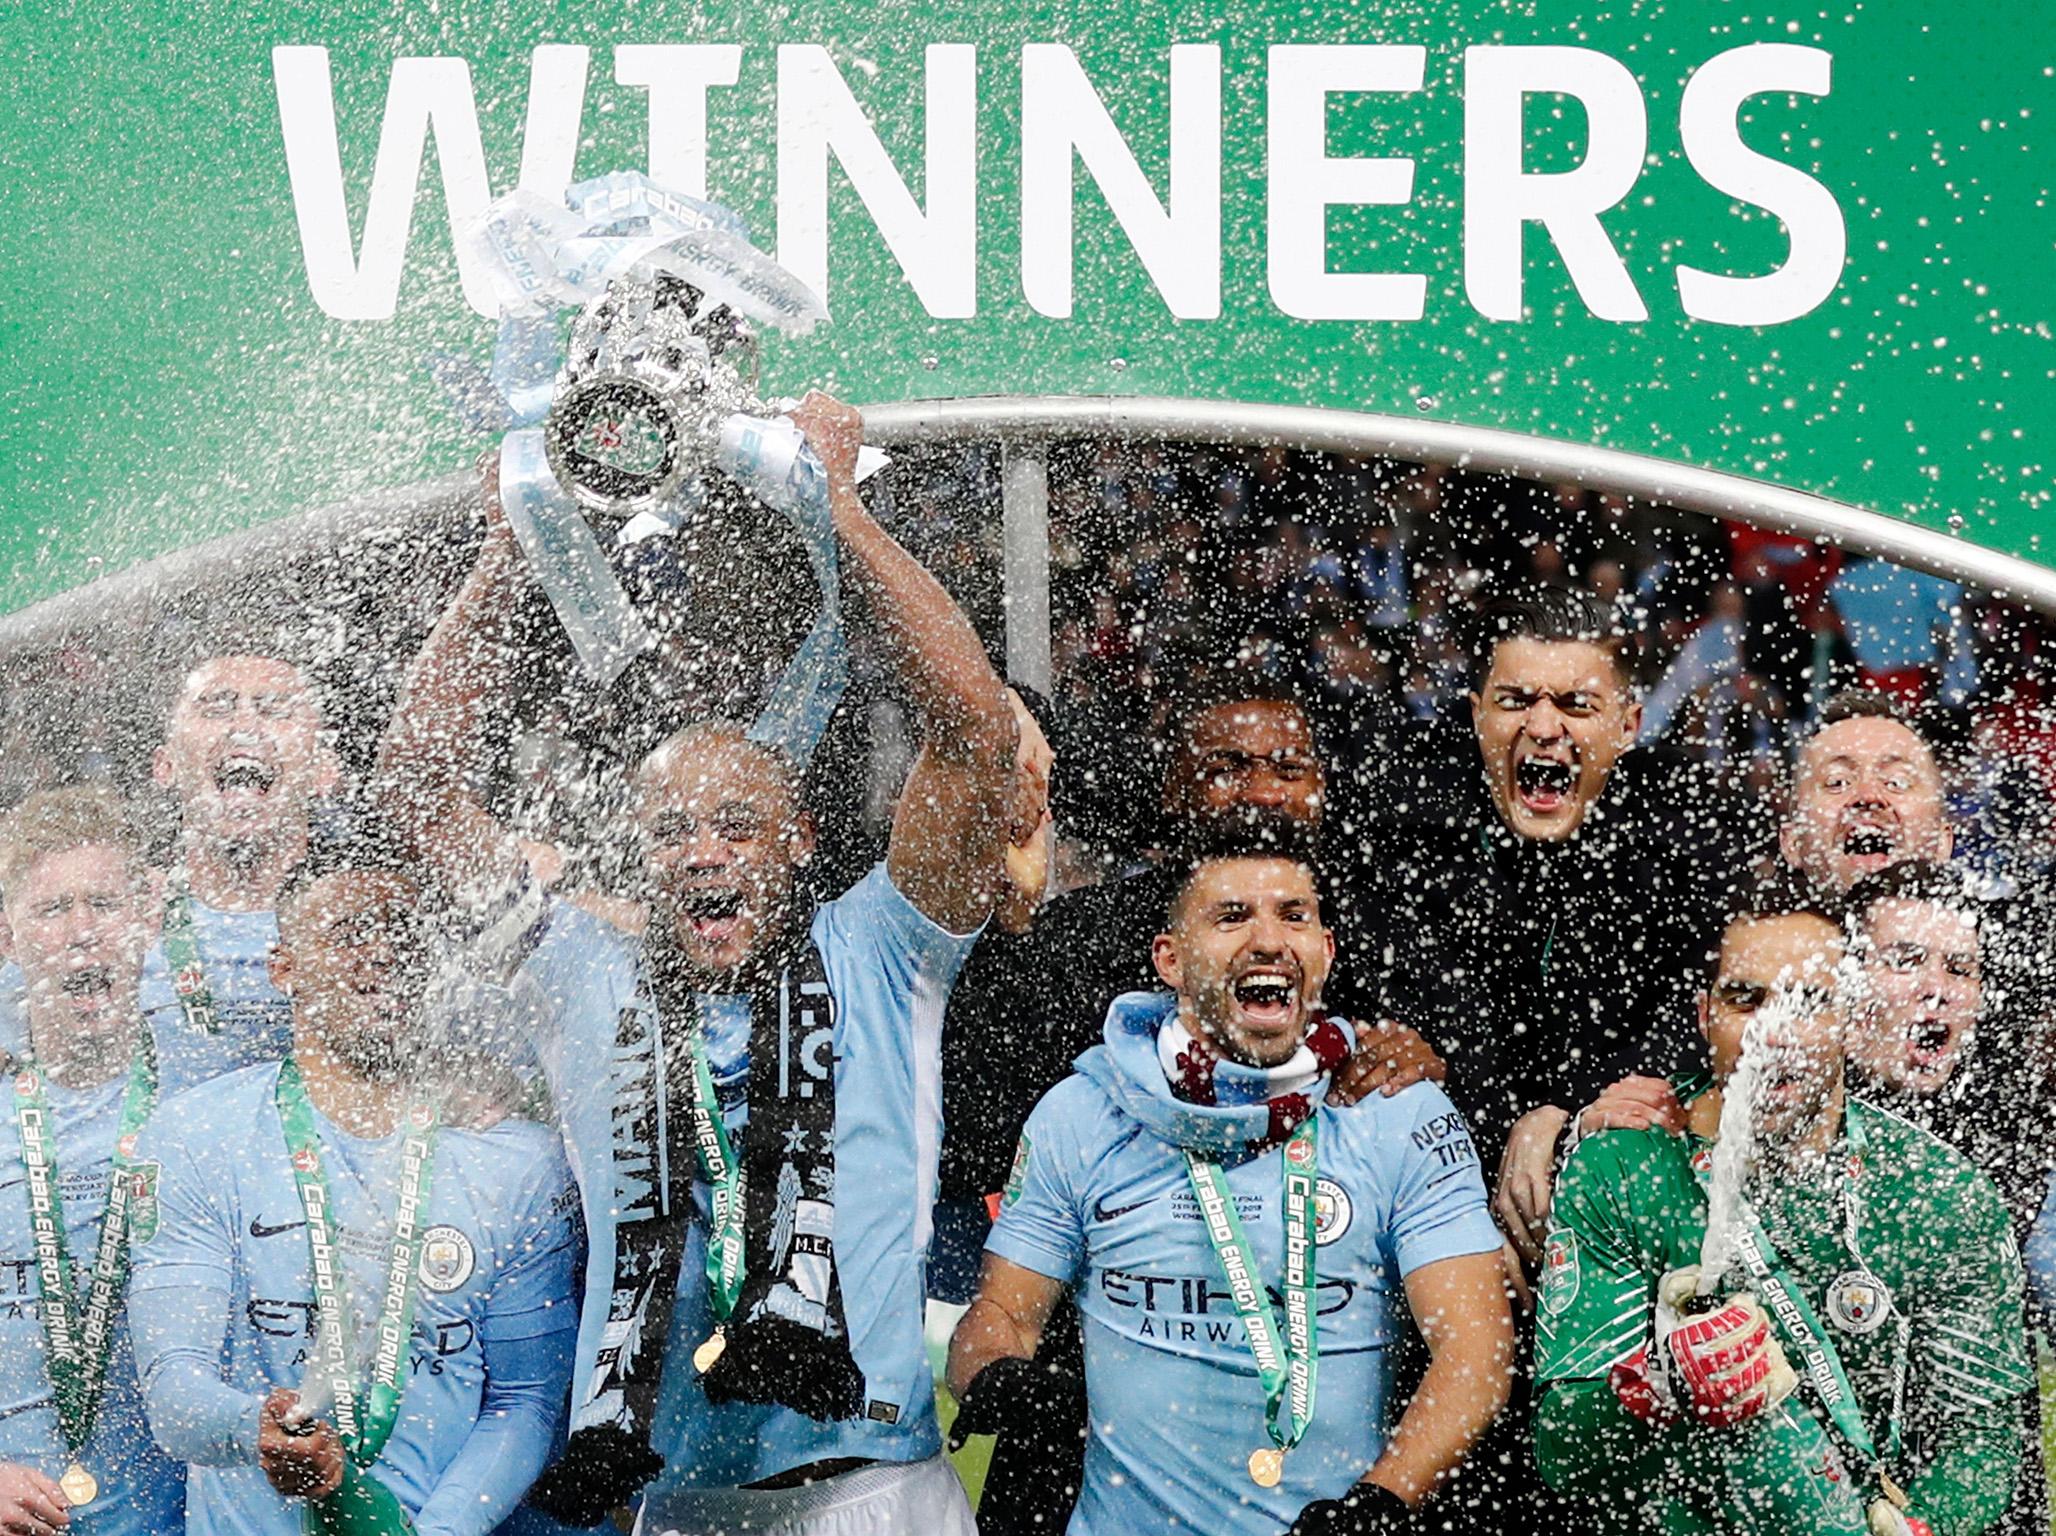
[1109,358,1128,372]
[1415,394,1439,412]
[921,355,939,371]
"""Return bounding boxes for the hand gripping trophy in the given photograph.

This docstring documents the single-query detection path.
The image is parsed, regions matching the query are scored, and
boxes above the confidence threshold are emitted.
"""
[453,171,849,766]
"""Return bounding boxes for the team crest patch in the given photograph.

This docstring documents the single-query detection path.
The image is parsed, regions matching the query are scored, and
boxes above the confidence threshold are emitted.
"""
[1825,1269,1890,1335]
[418,1226,476,1292]
[1001,1132,1032,1210]
[125,1162,161,1244]
[1541,1233,1580,1316]
[1312,1178,1353,1247]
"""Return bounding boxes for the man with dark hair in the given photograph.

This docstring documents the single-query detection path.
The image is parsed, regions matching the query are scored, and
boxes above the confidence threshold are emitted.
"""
[141,651,344,1094]
[1359,580,1769,1521]
[940,673,1444,1535]
[949,821,1511,1534]
[1365,582,1768,1252]
[1781,689,1954,901]
[128,835,581,1536]
[381,394,1016,1534]
[1534,895,2030,1534]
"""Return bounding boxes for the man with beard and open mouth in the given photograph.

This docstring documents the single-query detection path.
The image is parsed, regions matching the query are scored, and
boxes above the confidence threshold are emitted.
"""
[938,671,1448,1536]
[947,818,1511,1535]
[128,832,581,1536]
[379,393,1016,1535]
[136,651,341,1094]
[1534,893,2030,1536]
[0,787,185,1535]
[1358,581,1769,1523]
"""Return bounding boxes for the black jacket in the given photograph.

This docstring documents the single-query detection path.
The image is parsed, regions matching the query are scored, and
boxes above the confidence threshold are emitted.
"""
[1357,715,1773,1170]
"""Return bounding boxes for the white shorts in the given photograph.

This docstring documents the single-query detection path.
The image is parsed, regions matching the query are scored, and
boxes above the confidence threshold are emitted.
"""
[636,1454,976,1536]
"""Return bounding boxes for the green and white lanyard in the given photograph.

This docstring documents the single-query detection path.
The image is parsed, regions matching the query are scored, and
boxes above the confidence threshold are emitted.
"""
[1697,1114,1911,1500]
[1184,1116,1318,1485]
[160,872,219,1036]
[683,1040,746,1328]
[275,1060,438,1468]
[11,1036,158,1455]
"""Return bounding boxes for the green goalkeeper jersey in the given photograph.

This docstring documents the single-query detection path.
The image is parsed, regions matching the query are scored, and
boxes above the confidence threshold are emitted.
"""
[1533,1097,2030,1536]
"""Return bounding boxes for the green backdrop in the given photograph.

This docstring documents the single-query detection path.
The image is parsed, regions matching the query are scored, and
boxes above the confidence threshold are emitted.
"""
[3,0,2050,608]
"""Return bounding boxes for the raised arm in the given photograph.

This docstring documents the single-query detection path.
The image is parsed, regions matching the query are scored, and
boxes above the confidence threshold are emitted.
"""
[376,456,531,910]
[790,394,1014,934]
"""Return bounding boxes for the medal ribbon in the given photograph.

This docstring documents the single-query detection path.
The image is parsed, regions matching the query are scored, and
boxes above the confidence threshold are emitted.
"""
[683,1040,746,1323]
[275,1060,438,1468]
[1184,1116,1318,1459]
[159,872,219,1036]
[1694,1113,1906,1483]
[13,1036,158,1454]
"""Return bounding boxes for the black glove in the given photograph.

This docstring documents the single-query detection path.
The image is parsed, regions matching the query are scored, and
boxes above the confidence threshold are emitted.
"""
[945,1354,1088,1453]
[1284,1483,1414,1536]
[522,1423,665,1527]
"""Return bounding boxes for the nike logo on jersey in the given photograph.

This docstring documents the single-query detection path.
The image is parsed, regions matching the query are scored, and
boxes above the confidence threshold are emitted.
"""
[1093,1196,1152,1222]
[249,1216,308,1239]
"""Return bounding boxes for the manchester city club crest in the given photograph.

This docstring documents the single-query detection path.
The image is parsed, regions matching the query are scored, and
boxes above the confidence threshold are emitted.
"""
[1825,1269,1891,1335]
[1312,1178,1353,1247]
[418,1225,477,1293]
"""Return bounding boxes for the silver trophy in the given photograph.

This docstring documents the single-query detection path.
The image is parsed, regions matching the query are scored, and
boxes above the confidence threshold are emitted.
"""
[463,175,847,760]
[543,270,763,522]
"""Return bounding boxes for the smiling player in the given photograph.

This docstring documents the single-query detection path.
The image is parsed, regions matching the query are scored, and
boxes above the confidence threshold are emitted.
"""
[142,652,342,1093]
[126,836,580,1536]
[1534,894,2029,1534]
[949,819,1511,1534]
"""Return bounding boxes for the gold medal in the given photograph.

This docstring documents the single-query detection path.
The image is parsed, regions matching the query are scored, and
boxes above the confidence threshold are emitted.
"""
[59,1462,97,1507]
[692,1331,727,1373]
[1247,1447,1283,1487]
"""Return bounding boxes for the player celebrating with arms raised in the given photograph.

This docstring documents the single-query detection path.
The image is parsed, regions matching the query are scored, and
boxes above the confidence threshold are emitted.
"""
[948,819,1512,1534]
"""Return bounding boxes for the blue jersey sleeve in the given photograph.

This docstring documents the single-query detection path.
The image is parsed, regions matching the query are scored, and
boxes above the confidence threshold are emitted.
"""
[411,1328,575,1536]
[821,862,983,985]
[128,1114,264,1465]
[479,1143,583,1344]
[983,1085,1091,1286]
[1380,1084,1502,1279]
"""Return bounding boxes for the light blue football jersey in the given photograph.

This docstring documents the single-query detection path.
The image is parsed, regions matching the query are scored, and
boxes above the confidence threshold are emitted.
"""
[128,1062,581,1536]
[987,991,1503,1535]
[138,899,293,1098]
[0,1069,184,1536]
[516,862,978,1501]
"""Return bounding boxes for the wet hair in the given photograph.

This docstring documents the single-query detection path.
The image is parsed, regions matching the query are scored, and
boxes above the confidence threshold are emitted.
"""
[1843,858,1981,937]
[1165,810,1324,923]
[1816,688,1913,731]
[162,644,328,730]
[1465,581,1629,692]
[274,818,420,937]
[0,785,146,901]
[1703,867,1841,980]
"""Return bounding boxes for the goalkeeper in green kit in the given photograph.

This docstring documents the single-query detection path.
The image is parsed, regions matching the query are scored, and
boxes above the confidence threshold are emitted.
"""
[1532,892,2029,1535]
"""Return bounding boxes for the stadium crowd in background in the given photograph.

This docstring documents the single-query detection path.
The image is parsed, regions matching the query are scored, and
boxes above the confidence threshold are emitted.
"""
[0,409,2047,1536]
